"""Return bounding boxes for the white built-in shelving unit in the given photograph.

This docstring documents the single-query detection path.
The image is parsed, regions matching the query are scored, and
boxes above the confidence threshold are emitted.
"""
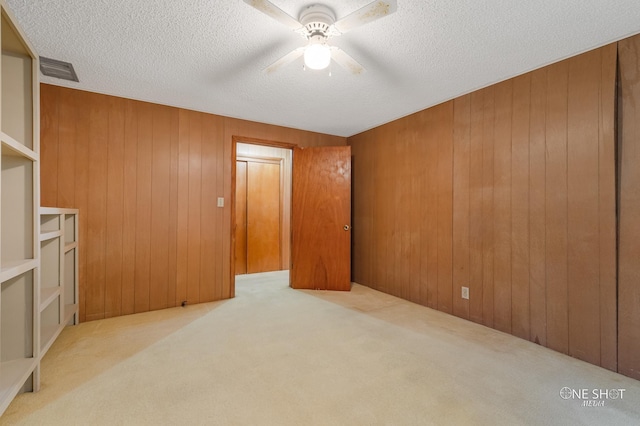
[39,208,79,359]
[0,0,40,415]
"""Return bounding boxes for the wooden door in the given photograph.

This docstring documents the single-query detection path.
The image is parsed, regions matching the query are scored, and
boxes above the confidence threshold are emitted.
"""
[291,146,351,291]
[247,161,281,273]
[235,159,282,274]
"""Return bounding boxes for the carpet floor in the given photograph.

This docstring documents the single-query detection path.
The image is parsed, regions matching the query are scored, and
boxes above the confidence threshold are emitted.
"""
[2,271,640,425]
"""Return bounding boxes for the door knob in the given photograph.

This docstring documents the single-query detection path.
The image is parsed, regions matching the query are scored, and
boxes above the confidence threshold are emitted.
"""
[344,225,350,231]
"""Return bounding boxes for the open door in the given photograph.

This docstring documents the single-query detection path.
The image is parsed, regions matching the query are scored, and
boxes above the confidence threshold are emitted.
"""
[291,146,351,291]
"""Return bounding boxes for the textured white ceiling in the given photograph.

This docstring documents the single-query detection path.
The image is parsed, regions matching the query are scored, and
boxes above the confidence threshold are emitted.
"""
[7,1,640,137]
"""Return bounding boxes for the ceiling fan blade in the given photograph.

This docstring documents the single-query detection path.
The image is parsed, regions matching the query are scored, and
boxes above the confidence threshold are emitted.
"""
[243,0,303,31]
[330,47,366,75]
[265,47,305,73]
[333,0,397,34]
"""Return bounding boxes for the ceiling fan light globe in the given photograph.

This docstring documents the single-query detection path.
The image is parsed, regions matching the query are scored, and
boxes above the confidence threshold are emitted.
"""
[304,44,331,70]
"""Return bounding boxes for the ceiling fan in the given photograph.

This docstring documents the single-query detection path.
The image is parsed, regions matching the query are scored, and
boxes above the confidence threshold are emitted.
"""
[243,0,398,75]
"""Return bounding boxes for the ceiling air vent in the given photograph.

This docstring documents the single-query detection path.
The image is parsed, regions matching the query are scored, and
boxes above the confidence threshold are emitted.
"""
[39,57,79,82]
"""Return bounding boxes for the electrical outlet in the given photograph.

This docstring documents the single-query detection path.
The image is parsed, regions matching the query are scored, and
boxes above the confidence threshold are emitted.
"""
[461,286,469,300]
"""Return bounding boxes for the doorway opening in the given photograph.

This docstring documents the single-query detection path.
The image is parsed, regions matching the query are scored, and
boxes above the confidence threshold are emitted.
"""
[232,137,295,281]
[231,137,352,295]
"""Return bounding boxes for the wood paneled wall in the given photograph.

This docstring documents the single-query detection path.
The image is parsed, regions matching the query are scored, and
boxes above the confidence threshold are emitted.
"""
[348,44,618,371]
[40,84,346,322]
[618,35,640,380]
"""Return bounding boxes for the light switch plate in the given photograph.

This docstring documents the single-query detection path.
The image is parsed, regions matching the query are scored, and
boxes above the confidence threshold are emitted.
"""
[217,197,224,207]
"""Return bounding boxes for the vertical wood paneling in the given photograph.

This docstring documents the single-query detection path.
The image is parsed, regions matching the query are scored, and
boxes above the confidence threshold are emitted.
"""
[175,109,190,306]
[407,115,422,304]
[392,124,401,299]
[167,108,180,308]
[544,61,569,355]
[350,133,367,284]
[598,43,617,372]
[481,87,495,328]
[85,93,108,321]
[425,109,439,309]
[134,102,153,313]
[406,122,418,302]
[375,127,392,295]
[395,121,410,301]
[121,99,138,315]
[493,80,513,333]
[74,91,90,322]
[376,125,395,294]
[199,115,217,302]
[57,88,76,207]
[41,85,346,321]
[452,95,470,319]
[104,96,125,318]
[618,35,640,380]
[187,111,202,304]
[436,103,454,314]
[468,91,484,323]
[388,121,402,297]
[364,132,375,288]
[40,84,58,207]
[346,43,618,374]
[528,68,547,346]
[213,116,225,301]
[222,127,233,300]
[383,125,398,296]
[511,74,531,340]
[567,49,601,365]
[416,115,430,306]
[149,105,171,311]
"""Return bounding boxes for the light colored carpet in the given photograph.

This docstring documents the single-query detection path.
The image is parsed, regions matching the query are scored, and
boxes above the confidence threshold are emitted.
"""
[3,271,640,425]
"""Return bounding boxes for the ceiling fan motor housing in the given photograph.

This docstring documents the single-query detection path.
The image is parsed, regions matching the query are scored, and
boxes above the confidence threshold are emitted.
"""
[299,5,336,38]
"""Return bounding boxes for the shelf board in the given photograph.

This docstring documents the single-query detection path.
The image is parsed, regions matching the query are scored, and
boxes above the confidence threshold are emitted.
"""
[40,207,79,215]
[40,207,62,215]
[40,324,64,359]
[0,132,37,161]
[40,287,61,312]
[64,304,78,325]
[40,230,62,242]
[0,357,38,415]
[64,241,78,253]
[0,259,37,283]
